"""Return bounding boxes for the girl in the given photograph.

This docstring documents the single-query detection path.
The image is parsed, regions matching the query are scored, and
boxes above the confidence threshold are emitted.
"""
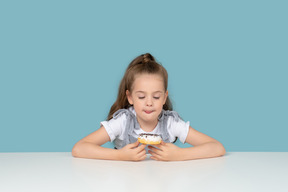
[72,53,225,161]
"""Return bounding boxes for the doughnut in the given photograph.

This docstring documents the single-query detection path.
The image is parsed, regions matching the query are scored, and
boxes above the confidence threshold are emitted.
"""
[138,133,162,144]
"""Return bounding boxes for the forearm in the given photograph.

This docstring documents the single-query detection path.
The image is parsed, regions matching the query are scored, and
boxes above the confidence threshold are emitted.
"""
[180,141,226,161]
[72,141,120,160]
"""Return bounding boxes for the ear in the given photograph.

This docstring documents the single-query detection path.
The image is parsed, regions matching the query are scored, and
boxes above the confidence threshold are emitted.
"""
[163,90,168,105]
[126,90,133,105]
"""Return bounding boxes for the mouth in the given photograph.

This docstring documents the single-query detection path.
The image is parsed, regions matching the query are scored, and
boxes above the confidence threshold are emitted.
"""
[144,110,154,114]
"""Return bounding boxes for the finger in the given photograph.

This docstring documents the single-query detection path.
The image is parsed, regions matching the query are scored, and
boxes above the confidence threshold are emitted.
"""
[140,143,147,149]
[155,141,166,150]
[139,154,147,161]
[137,150,147,158]
[140,148,147,155]
[130,141,140,148]
[148,145,162,152]
[135,150,147,161]
[148,146,163,156]
[150,155,160,161]
[136,144,146,152]
[148,149,162,157]
[149,151,162,161]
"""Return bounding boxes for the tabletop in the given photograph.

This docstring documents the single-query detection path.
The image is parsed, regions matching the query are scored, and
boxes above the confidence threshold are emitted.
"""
[0,152,287,192]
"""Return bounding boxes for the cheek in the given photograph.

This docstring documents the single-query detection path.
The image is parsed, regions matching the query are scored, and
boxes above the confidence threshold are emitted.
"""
[133,99,143,105]
[161,96,167,102]
[155,99,164,107]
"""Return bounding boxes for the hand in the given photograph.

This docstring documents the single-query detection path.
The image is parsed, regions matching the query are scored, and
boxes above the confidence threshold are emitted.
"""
[148,141,182,161]
[118,141,147,161]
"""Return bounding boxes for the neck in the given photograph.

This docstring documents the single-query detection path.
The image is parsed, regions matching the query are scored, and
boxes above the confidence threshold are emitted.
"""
[136,118,158,132]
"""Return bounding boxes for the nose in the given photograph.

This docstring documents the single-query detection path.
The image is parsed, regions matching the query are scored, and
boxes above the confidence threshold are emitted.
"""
[146,96,153,106]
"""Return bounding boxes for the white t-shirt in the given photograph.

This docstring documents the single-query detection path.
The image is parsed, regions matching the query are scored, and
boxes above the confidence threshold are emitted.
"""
[101,107,190,148]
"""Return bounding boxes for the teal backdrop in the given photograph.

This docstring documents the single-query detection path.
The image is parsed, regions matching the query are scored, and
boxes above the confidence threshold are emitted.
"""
[0,0,287,152]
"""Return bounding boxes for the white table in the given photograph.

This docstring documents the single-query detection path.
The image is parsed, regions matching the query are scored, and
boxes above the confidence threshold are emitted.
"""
[0,152,287,192]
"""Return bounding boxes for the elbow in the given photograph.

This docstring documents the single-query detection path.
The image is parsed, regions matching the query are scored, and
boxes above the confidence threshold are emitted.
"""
[71,143,81,158]
[216,141,226,157]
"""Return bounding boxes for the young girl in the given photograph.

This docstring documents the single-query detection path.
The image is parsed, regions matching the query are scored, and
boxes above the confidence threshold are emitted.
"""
[72,53,225,161]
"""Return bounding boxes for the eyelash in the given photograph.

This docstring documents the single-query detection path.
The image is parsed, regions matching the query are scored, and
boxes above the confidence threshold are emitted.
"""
[138,97,160,100]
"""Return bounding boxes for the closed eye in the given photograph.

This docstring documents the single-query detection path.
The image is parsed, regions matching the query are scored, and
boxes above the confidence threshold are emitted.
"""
[138,97,160,99]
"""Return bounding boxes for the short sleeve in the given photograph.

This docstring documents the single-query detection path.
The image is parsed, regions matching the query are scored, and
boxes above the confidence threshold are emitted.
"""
[167,116,190,143]
[100,113,127,142]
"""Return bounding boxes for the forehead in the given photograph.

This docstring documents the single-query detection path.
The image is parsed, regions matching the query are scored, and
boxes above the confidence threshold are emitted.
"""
[132,73,165,92]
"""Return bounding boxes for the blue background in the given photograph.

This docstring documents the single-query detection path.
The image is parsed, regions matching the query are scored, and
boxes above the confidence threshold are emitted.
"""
[1,0,287,152]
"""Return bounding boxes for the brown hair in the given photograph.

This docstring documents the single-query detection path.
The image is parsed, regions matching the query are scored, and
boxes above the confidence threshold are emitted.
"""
[107,53,173,120]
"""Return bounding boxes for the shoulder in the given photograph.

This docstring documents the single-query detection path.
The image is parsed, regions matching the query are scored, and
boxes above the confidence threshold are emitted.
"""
[166,112,185,125]
[104,107,136,127]
[160,109,182,122]
[112,106,135,120]
[165,111,189,132]
[100,108,132,141]
[165,111,190,143]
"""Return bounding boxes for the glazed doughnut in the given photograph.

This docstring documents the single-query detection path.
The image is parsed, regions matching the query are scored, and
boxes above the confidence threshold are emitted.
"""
[138,133,162,144]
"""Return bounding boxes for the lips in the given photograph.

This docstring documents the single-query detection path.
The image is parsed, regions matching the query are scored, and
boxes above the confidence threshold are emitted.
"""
[144,110,154,114]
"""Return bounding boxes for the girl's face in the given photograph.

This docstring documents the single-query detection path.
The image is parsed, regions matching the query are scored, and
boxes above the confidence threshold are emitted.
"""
[126,73,168,128]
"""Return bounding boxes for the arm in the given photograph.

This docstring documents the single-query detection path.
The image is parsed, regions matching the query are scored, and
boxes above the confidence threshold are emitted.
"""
[72,126,147,161]
[179,126,226,160]
[148,126,226,161]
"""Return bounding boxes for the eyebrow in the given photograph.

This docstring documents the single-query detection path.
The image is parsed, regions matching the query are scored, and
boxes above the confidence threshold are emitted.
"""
[135,91,164,94]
